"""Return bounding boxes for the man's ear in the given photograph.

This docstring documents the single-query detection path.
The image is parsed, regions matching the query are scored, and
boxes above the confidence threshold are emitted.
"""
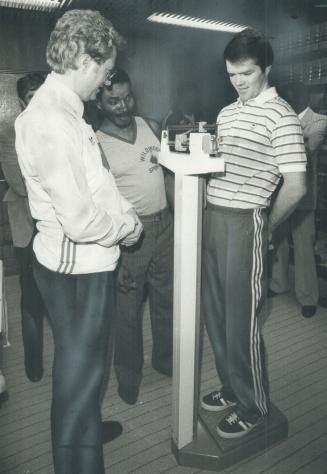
[78,53,92,71]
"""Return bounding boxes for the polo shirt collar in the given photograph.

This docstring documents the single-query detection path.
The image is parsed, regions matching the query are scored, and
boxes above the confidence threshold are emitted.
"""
[237,87,278,106]
[45,72,84,118]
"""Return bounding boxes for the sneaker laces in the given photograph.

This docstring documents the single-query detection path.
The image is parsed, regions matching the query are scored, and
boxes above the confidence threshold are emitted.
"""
[226,412,239,425]
[212,391,221,400]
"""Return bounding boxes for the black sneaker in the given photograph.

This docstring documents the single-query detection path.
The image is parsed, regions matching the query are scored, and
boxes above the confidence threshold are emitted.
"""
[201,390,236,412]
[217,411,262,439]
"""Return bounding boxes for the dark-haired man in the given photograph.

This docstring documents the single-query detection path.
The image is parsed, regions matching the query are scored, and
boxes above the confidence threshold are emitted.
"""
[96,68,173,406]
[201,28,307,439]
[0,73,46,382]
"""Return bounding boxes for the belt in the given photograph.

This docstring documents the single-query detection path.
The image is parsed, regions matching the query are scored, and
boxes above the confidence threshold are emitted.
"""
[139,207,170,222]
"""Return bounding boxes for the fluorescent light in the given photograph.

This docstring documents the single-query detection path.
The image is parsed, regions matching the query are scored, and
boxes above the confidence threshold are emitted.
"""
[147,12,247,33]
[0,0,72,11]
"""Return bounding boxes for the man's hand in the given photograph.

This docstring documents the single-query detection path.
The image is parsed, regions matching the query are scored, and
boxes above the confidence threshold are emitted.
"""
[121,208,143,246]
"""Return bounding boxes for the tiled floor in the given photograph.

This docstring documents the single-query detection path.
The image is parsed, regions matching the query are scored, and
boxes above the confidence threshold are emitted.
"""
[1,275,327,474]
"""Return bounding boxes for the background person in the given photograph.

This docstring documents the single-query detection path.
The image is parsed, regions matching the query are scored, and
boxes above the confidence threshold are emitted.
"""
[269,82,327,318]
[96,68,173,405]
[0,73,46,382]
[15,10,142,474]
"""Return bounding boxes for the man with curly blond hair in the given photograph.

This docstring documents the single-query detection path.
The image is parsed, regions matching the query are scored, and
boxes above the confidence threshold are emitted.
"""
[15,10,142,474]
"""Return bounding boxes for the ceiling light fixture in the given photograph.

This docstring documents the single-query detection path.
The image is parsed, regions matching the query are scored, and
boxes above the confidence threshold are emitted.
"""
[0,0,73,11]
[147,12,247,33]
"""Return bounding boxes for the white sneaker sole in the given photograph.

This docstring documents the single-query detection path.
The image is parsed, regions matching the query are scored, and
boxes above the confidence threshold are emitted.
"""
[201,399,236,412]
[216,424,255,439]
[216,418,264,439]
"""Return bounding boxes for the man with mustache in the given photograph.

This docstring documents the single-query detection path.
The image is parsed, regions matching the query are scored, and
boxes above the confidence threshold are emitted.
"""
[96,68,173,406]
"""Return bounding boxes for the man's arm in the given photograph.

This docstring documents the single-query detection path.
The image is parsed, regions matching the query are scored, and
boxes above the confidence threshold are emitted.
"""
[147,118,175,210]
[268,171,307,241]
[147,118,161,140]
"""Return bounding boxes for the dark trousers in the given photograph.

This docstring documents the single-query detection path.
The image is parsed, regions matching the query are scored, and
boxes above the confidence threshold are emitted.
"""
[114,208,173,387]
[201,204,270,422]
[270,209,319,306]
[15,240,45,381]
[33,258,115,474]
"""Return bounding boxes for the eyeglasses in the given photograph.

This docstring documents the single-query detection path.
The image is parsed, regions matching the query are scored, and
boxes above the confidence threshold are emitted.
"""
[104,68,117,86]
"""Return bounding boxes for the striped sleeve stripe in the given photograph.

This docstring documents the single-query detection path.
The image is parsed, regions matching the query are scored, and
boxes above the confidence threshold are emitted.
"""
[57,235,76,274]
[208,194,270,207]
[224,143,273,157]
[230,127,273,141]
[231,189,272,198]
[233,197,270,205]
[277,160,306,167]
[248,101,291,113]
[240,110,277,125]
[273,123,302,132]
[207,192,271,207]
[227,171,278,186]
[209,183,238,194]
[226,161,280,177]
[253,107,282,118]
[219,118,238,126]
[274,141,304,148]
[210,179,273,196]
[272,133,303,142]
[234,126,271,147]
[211,174,277,187]
[276,151,307,158]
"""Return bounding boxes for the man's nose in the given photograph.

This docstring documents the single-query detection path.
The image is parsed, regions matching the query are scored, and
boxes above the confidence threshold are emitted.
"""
[118,99,127,111]
[234,75,244,86]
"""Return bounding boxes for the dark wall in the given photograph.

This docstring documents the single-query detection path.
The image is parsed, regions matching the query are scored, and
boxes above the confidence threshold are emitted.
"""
[0,1,322,128]
[0,9,52,73]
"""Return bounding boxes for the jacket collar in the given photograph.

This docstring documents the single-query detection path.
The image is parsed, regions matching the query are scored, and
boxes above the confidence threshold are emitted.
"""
[35,72,84,118]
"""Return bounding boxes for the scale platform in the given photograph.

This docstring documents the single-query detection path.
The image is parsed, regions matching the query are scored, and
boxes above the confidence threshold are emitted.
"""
[172,404,288,472]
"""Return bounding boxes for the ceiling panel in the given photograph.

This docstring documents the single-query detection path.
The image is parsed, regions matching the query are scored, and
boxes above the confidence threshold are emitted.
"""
[1,0,327,40]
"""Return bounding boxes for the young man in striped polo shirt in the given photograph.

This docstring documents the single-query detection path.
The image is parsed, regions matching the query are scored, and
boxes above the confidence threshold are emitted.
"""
[201,28,307,439]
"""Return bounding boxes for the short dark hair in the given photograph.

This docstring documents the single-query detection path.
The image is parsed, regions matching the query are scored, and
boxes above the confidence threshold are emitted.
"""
[104,67,131,90]
[97,67,131,102]
[224,27,274,71]
[16,73,46,101]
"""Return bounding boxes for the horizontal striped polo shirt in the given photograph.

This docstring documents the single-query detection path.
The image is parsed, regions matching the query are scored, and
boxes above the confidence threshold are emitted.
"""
[207,87,307,209]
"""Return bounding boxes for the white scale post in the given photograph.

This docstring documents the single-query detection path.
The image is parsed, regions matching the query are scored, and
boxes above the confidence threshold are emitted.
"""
[159,130,224,449]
